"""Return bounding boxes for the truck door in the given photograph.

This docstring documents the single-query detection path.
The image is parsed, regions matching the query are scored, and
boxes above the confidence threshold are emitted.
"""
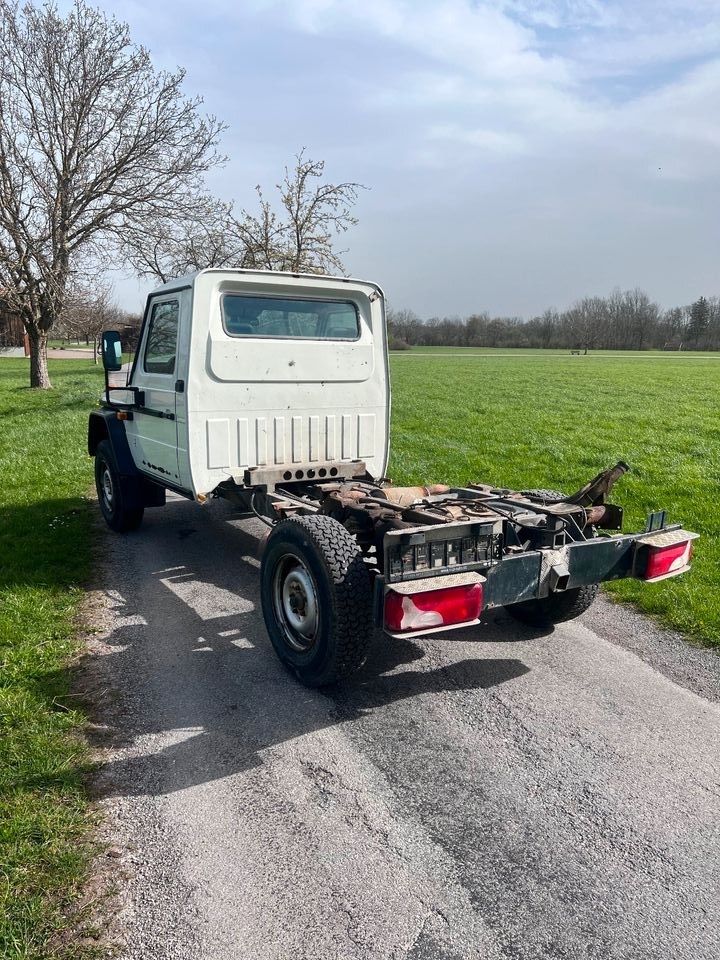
[125,294,183,487]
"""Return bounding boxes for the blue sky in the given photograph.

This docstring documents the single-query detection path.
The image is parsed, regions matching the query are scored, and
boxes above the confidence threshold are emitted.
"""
[66,1,720,317]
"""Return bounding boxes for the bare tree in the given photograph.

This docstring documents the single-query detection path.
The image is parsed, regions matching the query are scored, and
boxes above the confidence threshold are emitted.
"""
[57,282,124,362]
[121,195,239,283]
[234,185,289,271]
[122,150,364,283]
[535,309,559,349]
[0,0,225,387]
[251,150,363,274]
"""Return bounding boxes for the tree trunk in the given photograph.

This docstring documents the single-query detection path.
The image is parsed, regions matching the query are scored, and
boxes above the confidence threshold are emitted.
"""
[28,328,52,389]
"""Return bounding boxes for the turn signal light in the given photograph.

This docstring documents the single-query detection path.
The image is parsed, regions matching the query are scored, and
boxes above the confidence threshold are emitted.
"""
[643,539,693,581]
[384,582,483,633]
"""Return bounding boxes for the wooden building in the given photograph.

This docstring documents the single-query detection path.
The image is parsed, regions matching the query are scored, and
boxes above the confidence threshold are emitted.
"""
[0,294,25,349]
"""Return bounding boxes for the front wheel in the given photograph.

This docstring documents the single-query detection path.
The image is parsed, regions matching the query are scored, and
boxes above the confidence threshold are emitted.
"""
[504,584,599,627]
[94,439,144,533]
[260,515,374,686]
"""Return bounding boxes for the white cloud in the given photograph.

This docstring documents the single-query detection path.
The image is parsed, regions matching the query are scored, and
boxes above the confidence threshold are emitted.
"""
[427,123,527,154]
[250,0,571,84]
[64,0,720,314]
[229,0,720,175]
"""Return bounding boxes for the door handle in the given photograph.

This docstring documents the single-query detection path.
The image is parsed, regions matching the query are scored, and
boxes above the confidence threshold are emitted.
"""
[139,407,176,421]
[175,379,185,393]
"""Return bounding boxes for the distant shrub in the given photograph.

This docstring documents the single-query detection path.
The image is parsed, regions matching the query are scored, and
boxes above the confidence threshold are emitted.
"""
[388,336,410,351]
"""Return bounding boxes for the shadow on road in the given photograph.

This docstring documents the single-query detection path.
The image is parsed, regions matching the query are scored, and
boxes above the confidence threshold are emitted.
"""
[77,499,540,799]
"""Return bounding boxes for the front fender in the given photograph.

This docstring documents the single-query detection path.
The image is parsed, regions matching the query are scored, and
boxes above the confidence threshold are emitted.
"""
[88,409,165,510]
[88,409,137,475]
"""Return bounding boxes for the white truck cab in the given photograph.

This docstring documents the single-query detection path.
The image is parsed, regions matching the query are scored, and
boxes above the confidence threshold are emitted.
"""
[90,269,697,687]
[120,268,389,497]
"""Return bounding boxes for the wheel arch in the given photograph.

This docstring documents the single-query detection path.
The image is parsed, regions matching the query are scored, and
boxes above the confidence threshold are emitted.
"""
[89,410,166,510]
[88,410,137,475]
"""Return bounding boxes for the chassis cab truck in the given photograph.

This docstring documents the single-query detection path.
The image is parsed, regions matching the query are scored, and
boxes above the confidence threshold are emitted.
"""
[90,269,698,686]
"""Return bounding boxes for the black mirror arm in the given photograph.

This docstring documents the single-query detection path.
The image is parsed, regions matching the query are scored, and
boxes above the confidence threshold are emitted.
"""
[103,385,145,410]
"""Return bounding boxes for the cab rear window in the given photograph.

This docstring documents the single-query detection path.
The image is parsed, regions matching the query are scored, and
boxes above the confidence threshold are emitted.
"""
[221,294,359,340]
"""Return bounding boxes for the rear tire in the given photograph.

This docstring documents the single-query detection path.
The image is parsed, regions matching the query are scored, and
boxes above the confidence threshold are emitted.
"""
[94,439,144,533]
[521,488,566,503]
[260,515,373,686]
[505,583,599,627]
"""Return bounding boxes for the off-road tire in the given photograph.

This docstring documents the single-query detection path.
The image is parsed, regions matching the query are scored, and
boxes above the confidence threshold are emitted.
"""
[94,439,144,533]
[521,488,566,503]
[260,515,374,686]
[505,583,599,627]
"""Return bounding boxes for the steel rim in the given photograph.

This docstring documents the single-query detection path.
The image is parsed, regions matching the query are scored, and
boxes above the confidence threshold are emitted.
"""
[272,554,319,653]
[101,464,114,512]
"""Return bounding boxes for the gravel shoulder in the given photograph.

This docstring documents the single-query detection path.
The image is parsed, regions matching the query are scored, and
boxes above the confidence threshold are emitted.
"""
[88,495,720,960]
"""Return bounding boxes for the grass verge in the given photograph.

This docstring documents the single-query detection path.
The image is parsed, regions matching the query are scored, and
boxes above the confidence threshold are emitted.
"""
[0,359,103,959]
[389,351,720,646]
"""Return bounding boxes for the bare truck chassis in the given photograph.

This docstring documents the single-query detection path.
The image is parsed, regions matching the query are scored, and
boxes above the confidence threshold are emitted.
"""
[151,450,694,686]
[91,268,698,687]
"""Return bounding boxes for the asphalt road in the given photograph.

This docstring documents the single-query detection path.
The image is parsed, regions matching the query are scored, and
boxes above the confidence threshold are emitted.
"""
[90,495,720,960]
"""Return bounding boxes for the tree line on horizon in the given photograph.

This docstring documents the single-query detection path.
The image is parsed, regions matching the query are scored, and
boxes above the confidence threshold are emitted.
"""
[387,291,720,352]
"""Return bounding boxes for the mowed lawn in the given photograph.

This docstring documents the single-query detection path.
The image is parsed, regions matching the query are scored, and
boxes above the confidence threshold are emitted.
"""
[389,349,720,646]
[0,359,101,958]
[0,348,717,954]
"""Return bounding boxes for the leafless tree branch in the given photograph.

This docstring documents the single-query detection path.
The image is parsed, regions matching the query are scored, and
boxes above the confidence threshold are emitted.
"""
[123,149,366,283]
[0,0,226,386]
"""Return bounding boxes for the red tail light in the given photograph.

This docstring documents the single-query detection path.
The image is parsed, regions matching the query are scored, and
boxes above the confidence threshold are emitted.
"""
[643,539,693,581]
[384,582,483,633]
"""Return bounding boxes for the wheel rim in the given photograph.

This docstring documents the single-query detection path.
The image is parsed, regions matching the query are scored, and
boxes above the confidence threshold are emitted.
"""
[272,554,319,652]
[101,464,114,512]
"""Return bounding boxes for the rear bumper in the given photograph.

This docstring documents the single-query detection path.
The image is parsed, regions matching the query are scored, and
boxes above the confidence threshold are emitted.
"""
[376,527,698,634]
[483,528,698,609]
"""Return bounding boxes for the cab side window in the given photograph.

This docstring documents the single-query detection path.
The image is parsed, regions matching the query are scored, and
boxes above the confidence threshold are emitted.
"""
[144,300,179,375]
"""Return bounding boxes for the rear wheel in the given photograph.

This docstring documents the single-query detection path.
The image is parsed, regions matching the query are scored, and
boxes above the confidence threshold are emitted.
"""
[505,583,599,627]
[94,439,144,533]
[260,515,373,686]
[520,487,566,503]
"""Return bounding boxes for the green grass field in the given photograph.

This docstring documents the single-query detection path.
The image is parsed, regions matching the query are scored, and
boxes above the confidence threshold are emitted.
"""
[0,346,717,954]
[389,349,720,645]
[0,359,101,958]
[403,347,718,357]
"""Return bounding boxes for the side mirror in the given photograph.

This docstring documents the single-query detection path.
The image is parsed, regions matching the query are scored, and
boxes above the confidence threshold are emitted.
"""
[101,331,122,372]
